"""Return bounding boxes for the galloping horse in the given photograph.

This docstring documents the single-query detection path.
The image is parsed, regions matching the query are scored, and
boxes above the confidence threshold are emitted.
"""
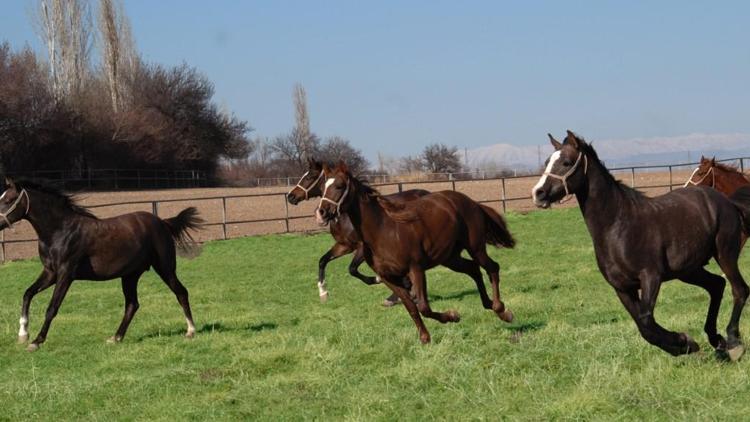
[287,158,429,304]
[685,156,750,196]
[533,131,750,359]
[316,162,515,343]
[0,178,203,351]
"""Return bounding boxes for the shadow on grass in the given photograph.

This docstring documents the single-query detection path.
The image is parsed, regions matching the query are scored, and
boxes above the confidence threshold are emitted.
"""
[431,289,479,302]
[504,320,546,343]
[135,321,278,341]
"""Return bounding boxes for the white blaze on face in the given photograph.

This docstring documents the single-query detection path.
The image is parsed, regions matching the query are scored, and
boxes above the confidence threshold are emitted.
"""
[324,178,335,192]
[532,150,562,202]
[0,190,7,202]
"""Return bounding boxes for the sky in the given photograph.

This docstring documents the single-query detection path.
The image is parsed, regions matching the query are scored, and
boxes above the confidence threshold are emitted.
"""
[2,1,749,162]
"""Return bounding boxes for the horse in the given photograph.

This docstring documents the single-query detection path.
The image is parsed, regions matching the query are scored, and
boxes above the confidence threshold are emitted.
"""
[316,162,516,343]
[684,156,750,196]
[0,178,203,352]
[533,131,750,360]
[287,158,429,305]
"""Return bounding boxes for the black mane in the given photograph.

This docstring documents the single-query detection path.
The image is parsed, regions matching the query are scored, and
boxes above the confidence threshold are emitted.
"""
[14,179,97,218]
[575,137,646,201]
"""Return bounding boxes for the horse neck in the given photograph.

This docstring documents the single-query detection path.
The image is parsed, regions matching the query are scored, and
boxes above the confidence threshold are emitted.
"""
[575,155,631,236]
[24,191,81,243]
[346,187,388,248]
[715,168,749,196]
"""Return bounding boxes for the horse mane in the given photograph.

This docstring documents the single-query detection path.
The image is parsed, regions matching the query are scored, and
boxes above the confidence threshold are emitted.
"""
[713,161,750,180]
[350,176,420,222]
[573,135,646,201]
[14,179,97,219]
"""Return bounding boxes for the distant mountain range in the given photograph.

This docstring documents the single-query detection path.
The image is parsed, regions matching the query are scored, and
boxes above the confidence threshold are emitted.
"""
[466,133,750,171]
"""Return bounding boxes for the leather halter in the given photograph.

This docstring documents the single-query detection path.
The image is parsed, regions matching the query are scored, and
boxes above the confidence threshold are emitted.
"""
[544,152,588,202]
[684,166,715,188]
[319,178,350,217]
[0,189,30,228]
[289,170,325,200]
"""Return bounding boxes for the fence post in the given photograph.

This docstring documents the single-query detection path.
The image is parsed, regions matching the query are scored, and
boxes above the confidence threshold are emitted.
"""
[152,201,158,216]
[741,158,745,173]
[398,183,403,193]
[451,180,456,191]
[284,195,290,233]
[0,230,4,264]
[501,177,507,214]
[221,197,228,240]
[630,168,635,188]
[668,166,673,191]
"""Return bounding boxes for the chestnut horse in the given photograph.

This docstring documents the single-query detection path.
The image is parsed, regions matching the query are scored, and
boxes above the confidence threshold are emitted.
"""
[685,156,750,196]
[0,178,203,351]
[287,158,428,304]
[533,131,750,360]
[316,162,515,343]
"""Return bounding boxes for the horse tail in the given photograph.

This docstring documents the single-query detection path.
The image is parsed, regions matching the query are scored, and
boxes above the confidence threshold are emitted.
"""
[730,186,750,235]
[480,204,515,248]
[164,207,205,256]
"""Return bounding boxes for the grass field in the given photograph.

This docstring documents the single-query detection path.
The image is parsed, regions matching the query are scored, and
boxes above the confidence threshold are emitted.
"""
[1,207,749,420]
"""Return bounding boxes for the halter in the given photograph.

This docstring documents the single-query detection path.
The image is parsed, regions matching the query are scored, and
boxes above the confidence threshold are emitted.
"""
[544,152,588,202]
[683,166,715,188]
[0,189,30,228]
[289,171,325,200]
[319,178,350,218]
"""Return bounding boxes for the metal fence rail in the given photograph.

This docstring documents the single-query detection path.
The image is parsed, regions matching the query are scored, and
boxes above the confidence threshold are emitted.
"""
[0,157,747,262]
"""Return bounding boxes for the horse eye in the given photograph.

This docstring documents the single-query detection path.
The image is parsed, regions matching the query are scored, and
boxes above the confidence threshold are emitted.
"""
[563,161,572,167]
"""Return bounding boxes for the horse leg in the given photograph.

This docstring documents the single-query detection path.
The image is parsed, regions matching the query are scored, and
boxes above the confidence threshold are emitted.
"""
[27,276,74,352]
[348,245,378,285]
[622,276,700,356]
[410,267,461,323]
[472,249,513,322]
[382,277,432,344]
[317,242,354,302]
[716,257,749,361]
[108,273,143,343]
[443,255,492,309]
[679,269,727,351]
[18,269,55,343]
[156,271,196,338]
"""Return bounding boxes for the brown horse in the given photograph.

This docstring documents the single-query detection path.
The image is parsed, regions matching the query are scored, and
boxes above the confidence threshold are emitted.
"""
[685,156,750,196]
[316,162,515,343]
[287,158,429,305]
[0,178,203,351]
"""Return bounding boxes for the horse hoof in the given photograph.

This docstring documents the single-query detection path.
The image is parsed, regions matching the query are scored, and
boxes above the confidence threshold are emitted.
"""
[26,343,39,352]
[319,292,329,303]
[446,310,461,323]
[420,333,431,344]
[106,336,121,344]
[728,344,745,362]
[498,309,514,323]
[17,334,28,344]
[185,331,195,339]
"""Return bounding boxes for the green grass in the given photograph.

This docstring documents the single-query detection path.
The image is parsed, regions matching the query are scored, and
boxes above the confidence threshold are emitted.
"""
[1,207,750,420]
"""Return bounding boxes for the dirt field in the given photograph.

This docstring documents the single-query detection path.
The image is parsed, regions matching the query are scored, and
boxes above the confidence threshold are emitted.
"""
[0,168,702,261]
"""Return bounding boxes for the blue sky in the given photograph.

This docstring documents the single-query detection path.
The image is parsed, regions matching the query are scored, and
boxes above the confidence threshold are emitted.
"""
[3,1,749,161]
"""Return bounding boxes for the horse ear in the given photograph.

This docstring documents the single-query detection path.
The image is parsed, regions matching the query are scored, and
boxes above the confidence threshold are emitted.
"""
[337,160,350,174]
[4,177,15,190]
[322,163,332,176]
[565,130,580,149]
[711,157,716,165]
[548,134,562,150]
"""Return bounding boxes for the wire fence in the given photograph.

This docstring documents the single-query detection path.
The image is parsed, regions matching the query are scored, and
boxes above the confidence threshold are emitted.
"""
[0,157,747,262]
[5,168,208,190]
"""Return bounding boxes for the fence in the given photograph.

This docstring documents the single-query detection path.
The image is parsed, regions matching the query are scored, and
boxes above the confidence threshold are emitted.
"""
[6,168,208,190]
[0,156,747,262]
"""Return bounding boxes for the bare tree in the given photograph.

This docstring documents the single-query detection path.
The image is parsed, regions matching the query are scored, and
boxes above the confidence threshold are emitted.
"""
[33,0,93,103]
[98,0,137,112]
[293,83,315,160]
[319,136,369,175]
[422,143,463,174]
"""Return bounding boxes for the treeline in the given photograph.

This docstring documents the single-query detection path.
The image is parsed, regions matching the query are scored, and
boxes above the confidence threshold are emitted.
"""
[0,0,249,182]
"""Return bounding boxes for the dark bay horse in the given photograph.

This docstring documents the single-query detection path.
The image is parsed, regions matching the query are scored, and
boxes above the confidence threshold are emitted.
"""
[316,162,515,343]
[0,178,203,351]
[533,131,750,360]
[287,158,429,304]
[685,156,750,196]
